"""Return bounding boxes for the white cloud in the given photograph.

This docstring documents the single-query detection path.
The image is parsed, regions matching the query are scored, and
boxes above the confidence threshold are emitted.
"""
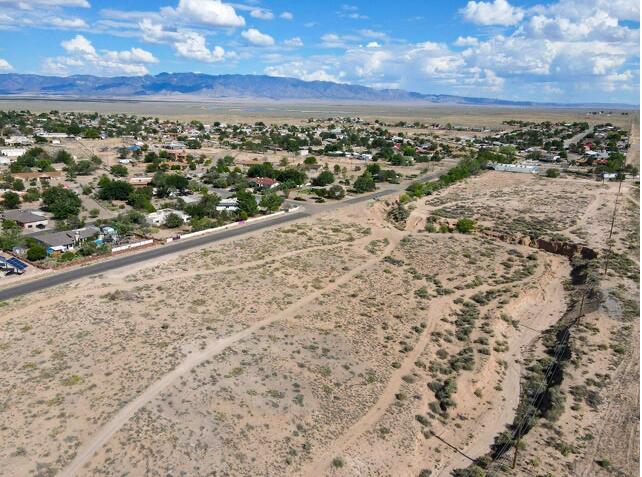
[283,37,303,47]
[454,36,479,46]
[174,31,226,61]
[280,11,293,20]
[250,8,273,20]
[461,0,524,26]
[139,19,227,62]
[366,41,381,48]
[46,17,88,28]
[358,29,387,39]
[265,62,343,83]
[0,58,12,70]
[534,0,640,23]
[0,0,90,7]
[61,34,96,56]
[49,34,158,75]
[241,28,275,46]
[105,47,159,64]
[163,0,245,28]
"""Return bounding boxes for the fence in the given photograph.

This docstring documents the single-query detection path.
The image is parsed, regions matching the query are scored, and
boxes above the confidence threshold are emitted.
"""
[111,239,154,253]
[166,210,290,243]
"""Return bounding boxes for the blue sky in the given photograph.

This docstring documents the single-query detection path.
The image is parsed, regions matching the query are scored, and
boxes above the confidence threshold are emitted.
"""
[0,0,639,103]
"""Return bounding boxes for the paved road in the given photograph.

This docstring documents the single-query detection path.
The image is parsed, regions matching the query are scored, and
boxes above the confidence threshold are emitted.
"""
[0,168,443,301]
[0,212,308,301]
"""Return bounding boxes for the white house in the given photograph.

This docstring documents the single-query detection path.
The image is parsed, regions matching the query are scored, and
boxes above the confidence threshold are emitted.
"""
[146,209,190,226]
[0,148,26,158]
[216,197,239,212]
[491,162,540,174]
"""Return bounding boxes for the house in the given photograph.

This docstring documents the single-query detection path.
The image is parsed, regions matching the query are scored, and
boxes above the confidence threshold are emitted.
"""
[29,226,101,254]
[146,209,190,226]
[5,136,33,146]
[248,177,279,190]
[13,171,63,181]
[1,209,49,230]
[491,162,540,174]
[216,197,239,212]
[0,148,26,158]
[129,176,153,187]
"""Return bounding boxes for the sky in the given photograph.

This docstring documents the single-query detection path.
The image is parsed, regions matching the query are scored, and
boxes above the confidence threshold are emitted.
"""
[0,0,639,104]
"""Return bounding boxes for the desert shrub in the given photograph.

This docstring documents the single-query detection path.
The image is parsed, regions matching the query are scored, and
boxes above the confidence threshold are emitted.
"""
[456,218,475,234]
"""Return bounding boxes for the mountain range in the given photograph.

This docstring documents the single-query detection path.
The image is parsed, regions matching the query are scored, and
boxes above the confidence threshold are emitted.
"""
[0,73,636,108]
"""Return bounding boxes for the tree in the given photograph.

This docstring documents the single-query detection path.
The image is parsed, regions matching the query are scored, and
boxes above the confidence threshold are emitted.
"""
[303,156,317,165]
[11,178,24,191]
[326,185,345,200]
[312,170,335,187]
[127,188,154,211]
[247,162,276,178]
[387,201,410,224]
[27,245,47,261]
[259,192,283,212]
[54,150,73,164]
[353,171,376,193]
[164,212,184,228]
[236,189,259,217]
[2,191,20,209]
[455,218,475,234]
[98,179,134,201]
[546,168,560,178]
[42,186,82,220]
[277,168,307,186]
[23,188,40,202]
[0,219,21,251]
[110,164,129,177]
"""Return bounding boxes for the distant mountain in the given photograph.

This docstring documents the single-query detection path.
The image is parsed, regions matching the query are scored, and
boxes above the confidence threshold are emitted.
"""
[0,73,636,108]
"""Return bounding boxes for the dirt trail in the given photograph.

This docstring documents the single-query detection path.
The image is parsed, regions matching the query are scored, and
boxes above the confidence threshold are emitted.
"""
[59,230,402,477]
[435,255,569,476]
[302,295,454,475]
[5,240,355,322]
[577,311,640,477]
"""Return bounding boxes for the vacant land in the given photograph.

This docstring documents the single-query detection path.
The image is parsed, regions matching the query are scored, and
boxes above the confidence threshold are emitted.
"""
[0,98,635,129]
[1,157,637,477]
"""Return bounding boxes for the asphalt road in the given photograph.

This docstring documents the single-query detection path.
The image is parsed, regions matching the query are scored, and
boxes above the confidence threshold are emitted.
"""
[0,212,309,301]
[0,183,411,301]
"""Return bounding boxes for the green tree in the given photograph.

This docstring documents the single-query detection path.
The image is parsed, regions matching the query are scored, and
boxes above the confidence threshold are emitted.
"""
[127,188,154,211]
[22,188,40,202]
[98,179,134,201]
[2,191,20,209]
[110,164,129,177]
[312,170,335,187]
[42,186,81,220]
[11,178,25,191]
[259,192,283,212]
[236,189,259,217]
[546,168,560,178]
[27,245,47,261]
[164,212,184,228]
[0,219,21,250]
[326,184,345,200]
[353,171,376,193]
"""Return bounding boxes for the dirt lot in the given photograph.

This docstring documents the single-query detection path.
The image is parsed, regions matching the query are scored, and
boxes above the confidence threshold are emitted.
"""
[1,165,635,477]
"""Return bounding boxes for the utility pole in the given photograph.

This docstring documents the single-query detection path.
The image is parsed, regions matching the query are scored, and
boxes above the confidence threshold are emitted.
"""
[603,174,624,275]
[512,435,520,469]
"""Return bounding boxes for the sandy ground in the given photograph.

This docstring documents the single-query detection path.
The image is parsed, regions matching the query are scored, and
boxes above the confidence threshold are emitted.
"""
[0,98,635,129]
[0,164,638,476]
